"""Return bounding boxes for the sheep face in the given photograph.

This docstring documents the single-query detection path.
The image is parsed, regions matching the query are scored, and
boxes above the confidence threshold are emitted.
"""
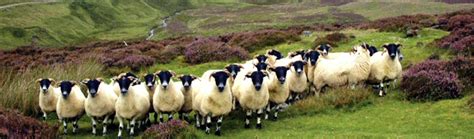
[291,61,306,75]
[254,62,268,71]
[37,78,54,93]
[82,79,102,97]
[179,75,197,90]
[383,43,401,60]
[270,66,290,84]
[305,50,320,66]
[245,71,268,91]
[116,76,134,94]
[267,49,283,59]
[156,70,175,89]
[225,64,243,79]
[211,71,231,92]
[368,46,378,56]
[59,81,75,99]
[317,44,331,56]
[144,73,155,89]
[255,55,268,63]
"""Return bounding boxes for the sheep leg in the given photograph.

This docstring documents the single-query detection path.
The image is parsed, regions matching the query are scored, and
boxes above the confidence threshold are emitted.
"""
[205,114,211,134]
[102,116,109,136]
[129,118,136,136]
[273,105,281,120]
[215,116,223,136]
[117,117,124,138]
[72,118,79,134]
[195,114,201,128]
[184,113,190,122]
[179,112,183,120]
[91,117,97,135]
[63,120,68,135]
[168,113,174,121]
[42,112,47,121]
[153,112,158,123]
[379,82,384,97]
[159,113,163,124]
[245,110,251,129]
[264,104,270,120]
[256,109,263,129]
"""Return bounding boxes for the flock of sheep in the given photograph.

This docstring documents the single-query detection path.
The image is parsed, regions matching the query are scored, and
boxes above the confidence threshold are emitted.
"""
[36,43,403,137]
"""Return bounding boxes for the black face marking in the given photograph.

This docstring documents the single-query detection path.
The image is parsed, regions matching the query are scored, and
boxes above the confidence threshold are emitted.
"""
[84,79,101,97]
[157,71,173,89]
[125,72,137,78]
[179,75,196,90]
[268,49,283,59]
[305,50,320,66]
[211,71,230,92]
[292,61,306,75]
[290,50,306,59]
[368,46,378,56]
[254,62,268,71]
[59,81,74,98]
[317,44,331,56]
[39,79,52,92]
[270,66,289,84]
[116,76,133,94]
[246,71,267,91]
[255,55,268,63]
[384,43,400,60]
[144,73,155,89]
[225,64,242,79]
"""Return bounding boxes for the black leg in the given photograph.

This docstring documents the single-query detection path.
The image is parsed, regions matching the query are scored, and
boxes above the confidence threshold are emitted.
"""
[256,109,263,129]
[245,110,251,129]
[215,116,223,136]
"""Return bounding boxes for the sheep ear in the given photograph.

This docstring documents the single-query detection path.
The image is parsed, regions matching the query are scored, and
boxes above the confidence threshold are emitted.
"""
[302,61,307,65]
[154,71,161,76]
[70,81,78,86]
[223,71,232,78]
[382,43,389,49]
[36,78,42,83]
[262,71,269,77]
[396,43,402,48]
[169,70,176,77]
[191,75,198,80]
[245,73,252,78]
[238,64,244,69]
[96,78,104,82]
[269,67,276,72]
[81,78,90,84]
[177,74,184,79]
[288,62,294,67]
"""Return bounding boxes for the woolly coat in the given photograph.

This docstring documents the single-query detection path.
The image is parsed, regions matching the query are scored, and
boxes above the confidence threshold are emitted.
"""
[115,84,150,120]
[367,51,402,83]
[194,78,233,117]
[153,81,185,113]
[39,86,60,114]
[84,83,117,118]
[56,85,85,120]
[234,76,270,110]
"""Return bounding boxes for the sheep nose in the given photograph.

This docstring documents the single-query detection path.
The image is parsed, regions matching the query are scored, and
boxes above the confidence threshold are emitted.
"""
[255,83,262,90]
[41,86,47,90]
[147,83,153,87]
[62,92,68,97]
[296,69,302,74]
[184,82,189,87]
[390,53,395,57]
[90,89,97,94]
[120,88,128,94]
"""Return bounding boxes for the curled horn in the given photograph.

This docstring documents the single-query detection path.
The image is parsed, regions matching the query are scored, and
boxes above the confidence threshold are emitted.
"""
[36,78,42,83]
[81,78,90,84]
[154,70,162,76]
[96,78,104,82]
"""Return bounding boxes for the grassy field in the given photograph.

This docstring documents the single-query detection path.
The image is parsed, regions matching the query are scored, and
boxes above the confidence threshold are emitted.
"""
[1,0,473,49]
[30,27,473,138]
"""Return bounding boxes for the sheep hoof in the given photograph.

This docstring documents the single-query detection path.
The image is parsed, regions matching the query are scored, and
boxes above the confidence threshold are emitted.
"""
[244,124,250,129]
[271,117,278,121]
[118,136,122,139]
[214,130,221,136]
[256,124,262,129]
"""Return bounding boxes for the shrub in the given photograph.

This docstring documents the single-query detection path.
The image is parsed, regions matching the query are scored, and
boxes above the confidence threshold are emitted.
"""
[445,57,474,87]
[468,95,474,109]
[143,120,197,139]
[401,60,464,101]
[184,38,249,64]
[313,32,351,48]
[357,14,435,32]
[0,60,104,116]
[154,45,186,64]
[0,107,58,138]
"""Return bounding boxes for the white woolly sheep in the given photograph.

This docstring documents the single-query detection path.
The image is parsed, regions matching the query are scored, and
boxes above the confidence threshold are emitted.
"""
[286,60,308,103]
[233,70,270,129]
[115,76,150,137]
[367,43,403,96]
[312,44,371,94]
[176,74,200,121]
[153,70,185,123]
[265,61,291,120]
[82,78,118,136]
[36,78,60,120]
[56,80,86,135]
[193,71,233,135]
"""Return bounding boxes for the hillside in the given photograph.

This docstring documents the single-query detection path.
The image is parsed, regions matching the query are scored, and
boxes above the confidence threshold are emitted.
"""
[0,0,473,49]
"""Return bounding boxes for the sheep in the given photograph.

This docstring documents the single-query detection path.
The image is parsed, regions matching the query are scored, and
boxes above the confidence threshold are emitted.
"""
[193,71,233,135]
[82,78,118,136]
[265,64,291,120]
[224,64,244,79]
[287,50,306,62]
[111,72,137,96]
[367,43,403,96]
[368,46,378,56]
[176,74,200,122]
[286,60,308,103]
[56,80,86,135]
[36,78,60,120]
[234,70,270,129]
[312,44,371,94]
[142,73,157,123]
[153,70,185,123]
[115,75,150,137]
[242,55,268,69]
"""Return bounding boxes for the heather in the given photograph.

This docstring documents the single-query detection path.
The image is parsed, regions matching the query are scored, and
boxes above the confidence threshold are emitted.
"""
[400,57,473,101]
[184,38,249,64]
[313,32,351,48]
[0,107,58,138]
[143,120,197,139]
